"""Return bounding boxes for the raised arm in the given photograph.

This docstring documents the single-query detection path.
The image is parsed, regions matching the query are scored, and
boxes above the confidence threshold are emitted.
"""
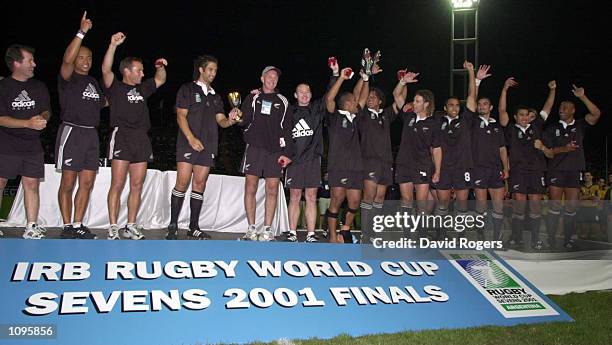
[60,11,93,81]
[572,84,602,125]
[325,67,351,113]
[153,58,167,88]
[498,77,517,127]
[102,32,126,88]
[463,61,477,112]
[472,63,492,113]
[540,80,556,120]
[393,71,419,110]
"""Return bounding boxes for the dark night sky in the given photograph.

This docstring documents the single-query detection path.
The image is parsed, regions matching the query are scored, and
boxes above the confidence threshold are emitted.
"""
[1,0,610,173]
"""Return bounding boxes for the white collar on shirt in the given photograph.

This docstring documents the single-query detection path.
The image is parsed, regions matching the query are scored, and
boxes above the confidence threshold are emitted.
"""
[338,109,356,122]
[479,116,496,126]
[415,114,428,123]
[368,108,383,115]
[196,81,215,95]
[559,119,575,129]
[515,123,531,133]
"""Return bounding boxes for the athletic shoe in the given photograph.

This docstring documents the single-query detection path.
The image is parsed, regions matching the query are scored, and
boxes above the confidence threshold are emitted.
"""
[258,226,275,241]
[305,233,319,243]
[340,230,353,244]
[242,224,258,241]
[0,229,3,237]
[283,231,298,242]
[107,225,120,240]
[532,240,544,251]
[165,223,178,240]
[187,226,211,240]
[76,225,97,239]
[122,224,145,240]
[60,225,78,239]
[23,224,46,239]
[564,239,577,251]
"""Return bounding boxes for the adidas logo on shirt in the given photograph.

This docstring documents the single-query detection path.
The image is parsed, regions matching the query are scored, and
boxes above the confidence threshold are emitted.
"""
[82,83,100,100]
[11,90,36,110]
[292,119,314,138]
[127,88,144,103]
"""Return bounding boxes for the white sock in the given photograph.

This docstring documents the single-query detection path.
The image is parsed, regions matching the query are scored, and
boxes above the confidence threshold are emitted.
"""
[73,222,82,228]
[27,222,36,228]
[290,230,297,236]
[307,231,315,236]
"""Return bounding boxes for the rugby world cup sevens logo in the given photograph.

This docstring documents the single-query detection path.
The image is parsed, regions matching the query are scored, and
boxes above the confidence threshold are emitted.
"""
[455,255,519,289]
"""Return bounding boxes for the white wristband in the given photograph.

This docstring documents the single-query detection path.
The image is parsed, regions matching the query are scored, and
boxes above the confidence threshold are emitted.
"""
[475,79,482,86]
[362,74,369,82]
[333,71,339,77]
[76,31,85,39]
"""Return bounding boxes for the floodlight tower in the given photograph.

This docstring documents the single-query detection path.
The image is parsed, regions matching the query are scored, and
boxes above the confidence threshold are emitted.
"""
[450,0,479,99]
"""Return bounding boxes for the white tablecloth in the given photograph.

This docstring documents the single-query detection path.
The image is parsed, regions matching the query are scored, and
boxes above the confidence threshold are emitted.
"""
[2,164,289,234]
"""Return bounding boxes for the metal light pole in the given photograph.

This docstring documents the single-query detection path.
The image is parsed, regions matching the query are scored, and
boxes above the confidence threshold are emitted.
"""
[450,0,479,99]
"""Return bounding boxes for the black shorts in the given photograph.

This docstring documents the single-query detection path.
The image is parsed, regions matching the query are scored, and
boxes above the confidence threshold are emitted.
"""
[108,127,153,163]
[240,144,283,178]
[0,152,44,179]
[176,144,215,167]
[547,171,582,189]
[435,168,472,190]
[509,171,546,195]
[363,159,393,186]
[395,164,431,185]
[285,158,321,189]
[55,123,99,172]
[328,170,363,190]
[472,166,505,189]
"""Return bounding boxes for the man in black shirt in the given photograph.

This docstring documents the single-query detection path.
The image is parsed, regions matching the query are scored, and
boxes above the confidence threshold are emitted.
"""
[434,61,484,238]
[239,66,293,241]
[102,32,167,240]
[499,79,556,249]
[392,73,442,236]
[55,12,102,240]
[165,55,239,240]
[283,60,336,243]
[543,85,601,249]
[324,67,368,243]
[471,74,509,241]
[0,44,50,239]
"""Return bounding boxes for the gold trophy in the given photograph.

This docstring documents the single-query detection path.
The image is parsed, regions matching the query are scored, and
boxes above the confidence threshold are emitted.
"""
[228,91,242,122]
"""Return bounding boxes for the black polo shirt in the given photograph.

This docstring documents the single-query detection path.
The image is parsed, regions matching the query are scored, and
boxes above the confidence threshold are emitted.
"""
[327,109,362,173]
[544,118,590,172]
[504,117,546,172]
[396,112,441,171]
[290,98,326,163]
[175,81,225,155]
[358,106,397,165]
[438,109,475,170]
[471,116,506,169]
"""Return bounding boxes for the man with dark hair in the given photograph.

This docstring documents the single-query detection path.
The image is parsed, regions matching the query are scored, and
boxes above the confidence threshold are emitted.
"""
[324,66,368,243]
[471,73,509,241]
[355,62,399,243]
[283,60,337,243]
[0,44,50,239]
[165,55,239,240]
[499,79,556,248]
[434,61,485,239]
[102,32,167,240]
[543,84,601,249]
[393,72,442,238]
[239,66,293,241]
[55,12,103,240]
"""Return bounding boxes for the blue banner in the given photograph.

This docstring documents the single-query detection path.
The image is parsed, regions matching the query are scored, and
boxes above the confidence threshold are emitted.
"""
[0,240,572,344]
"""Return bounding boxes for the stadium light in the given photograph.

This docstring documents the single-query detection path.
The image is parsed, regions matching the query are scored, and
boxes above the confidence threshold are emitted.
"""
[451,0,479,9]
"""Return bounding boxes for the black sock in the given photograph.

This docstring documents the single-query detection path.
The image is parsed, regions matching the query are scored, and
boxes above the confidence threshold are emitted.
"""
[511,213,524,242]
[492,211,504,241]
[546,209,561,244]
[530,214,541,244]
[564,211,576,243]
[190,191,204,229]
[170,188,186,225]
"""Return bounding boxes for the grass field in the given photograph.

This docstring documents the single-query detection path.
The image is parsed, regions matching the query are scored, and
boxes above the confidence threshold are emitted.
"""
[251,291,611,345]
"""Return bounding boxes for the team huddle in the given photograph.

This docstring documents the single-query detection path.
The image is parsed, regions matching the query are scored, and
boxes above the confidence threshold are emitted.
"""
[0,13,602,249]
